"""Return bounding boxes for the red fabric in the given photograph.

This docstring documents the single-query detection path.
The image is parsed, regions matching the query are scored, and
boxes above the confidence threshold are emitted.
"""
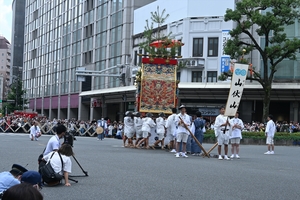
[142,58,177,65]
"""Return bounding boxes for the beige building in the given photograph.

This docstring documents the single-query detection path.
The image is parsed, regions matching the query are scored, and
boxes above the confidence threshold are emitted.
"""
[0,36,11,103]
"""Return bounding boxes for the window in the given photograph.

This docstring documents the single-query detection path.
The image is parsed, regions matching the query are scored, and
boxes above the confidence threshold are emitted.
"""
[134,50,137,65]
[208,38,219,57]
[84,51,93,64]
[85,0,94,12]
[192,71,202,82]
[31,49,37,59]
[207,71,217,82]
[84,24,94,38]
[33,10,39,20]
[177,72,181,81]
[32,29,38,40]
[177,39,182,56]
[193,38,203,57]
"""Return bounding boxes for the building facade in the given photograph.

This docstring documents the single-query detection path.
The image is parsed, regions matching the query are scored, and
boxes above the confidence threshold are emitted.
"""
[11,0,26,81]
[0,36,11,105]
[23,0,155,120]
[81,0,300,123]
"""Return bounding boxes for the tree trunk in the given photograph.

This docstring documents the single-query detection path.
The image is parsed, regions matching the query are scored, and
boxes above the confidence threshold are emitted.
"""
[262,84,272,122]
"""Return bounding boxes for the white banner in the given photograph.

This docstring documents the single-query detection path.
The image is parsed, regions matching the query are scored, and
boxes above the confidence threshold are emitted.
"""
[224,63,249,116]
[221,30,231,56]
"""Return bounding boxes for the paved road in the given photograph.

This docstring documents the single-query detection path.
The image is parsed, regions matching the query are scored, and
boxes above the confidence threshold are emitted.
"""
[0,133,299,200]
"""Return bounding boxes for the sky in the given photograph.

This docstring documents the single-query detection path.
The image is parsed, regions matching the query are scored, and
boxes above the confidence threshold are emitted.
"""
[0,0,13,43]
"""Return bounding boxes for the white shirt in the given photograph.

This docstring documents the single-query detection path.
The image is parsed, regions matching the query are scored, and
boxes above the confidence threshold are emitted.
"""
[43,151,72,175]
[29,125,41,136]
[166,114,177,136]
[175,113,191,135]
[265,120,276,137]
[44,135,61,156]
[134,117,143,132]
[229,117,244,139]
[156,117,166,134]
[214,114,230,137]
[141,117,156,132]
[124,116,135,134]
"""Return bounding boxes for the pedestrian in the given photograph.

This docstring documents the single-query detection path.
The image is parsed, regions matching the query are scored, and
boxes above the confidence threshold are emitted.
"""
[43,144,74,186]
[229,111,244,159]
[0,164,28,195]
[165,108,177,153]
[21,171,42,190]
[123,112,135,147]
[29,121,41,141]
[214,106,231,160]
[134,112,143,146]
[151,112,166,150]
[191,111,205,156]
[136,113,155,149]
[43,124,67,156]
[175,105,191,158]
[97,118,107,140]
[264,114,276,155]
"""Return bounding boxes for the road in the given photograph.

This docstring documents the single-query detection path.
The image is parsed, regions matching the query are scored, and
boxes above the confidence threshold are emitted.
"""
[0,133,299,200]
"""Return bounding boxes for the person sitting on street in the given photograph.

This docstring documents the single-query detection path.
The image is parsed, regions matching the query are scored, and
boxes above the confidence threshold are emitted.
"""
[43,144,74,186]
[29,121,42,141]
[0,164,28,195]
[21,171,42,191]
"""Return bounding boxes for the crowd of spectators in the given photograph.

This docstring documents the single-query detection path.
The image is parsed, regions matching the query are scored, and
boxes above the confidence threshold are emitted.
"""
[0,115,299,135]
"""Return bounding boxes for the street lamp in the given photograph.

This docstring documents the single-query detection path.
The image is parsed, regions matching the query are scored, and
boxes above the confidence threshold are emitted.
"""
[242,49,246,60]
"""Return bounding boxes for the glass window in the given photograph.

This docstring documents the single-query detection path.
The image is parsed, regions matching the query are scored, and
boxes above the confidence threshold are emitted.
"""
[207,37,219,57]
[207,71,217,82]
[192,71,202,82]
[193,38,203,57]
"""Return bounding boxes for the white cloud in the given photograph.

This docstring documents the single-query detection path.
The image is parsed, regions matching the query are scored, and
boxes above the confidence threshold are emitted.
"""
[0,0,12,42]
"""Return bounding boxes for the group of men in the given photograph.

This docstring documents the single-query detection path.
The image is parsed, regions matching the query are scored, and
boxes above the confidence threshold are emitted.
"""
[121,104,276,159]
[121,105,207,158]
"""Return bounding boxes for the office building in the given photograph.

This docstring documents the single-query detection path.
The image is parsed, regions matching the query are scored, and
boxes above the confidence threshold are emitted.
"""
[81,0,300,122]
[0,36,11,103]
[11,0,26,81]
[23,0,155,120]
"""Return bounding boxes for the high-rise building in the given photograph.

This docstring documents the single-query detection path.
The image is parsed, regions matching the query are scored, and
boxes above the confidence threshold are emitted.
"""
[23,0,155,120]
[11,0,26,81]
[0,36,11,103]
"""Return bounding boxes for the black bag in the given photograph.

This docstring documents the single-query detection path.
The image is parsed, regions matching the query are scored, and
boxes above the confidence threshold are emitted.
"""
[40,152,64,183]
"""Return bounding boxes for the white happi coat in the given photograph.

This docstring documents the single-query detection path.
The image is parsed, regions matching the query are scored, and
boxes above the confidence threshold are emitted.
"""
[156,117,166,134]
[214,114,230,137]
[229,117,244,139]
[124,116,135,134]
[141,117,156,133]
[175,113,191,135]
[166,114,177,136]
[134,117,143,132]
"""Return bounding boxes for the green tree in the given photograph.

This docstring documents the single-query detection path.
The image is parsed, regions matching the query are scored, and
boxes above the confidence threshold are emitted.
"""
[2,79,27,114]
[139,6,181,58]
[224,0,300,121]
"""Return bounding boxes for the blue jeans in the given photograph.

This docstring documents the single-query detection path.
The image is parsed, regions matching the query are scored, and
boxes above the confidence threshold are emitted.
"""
[186,135,192,153]
[97,133,104,140]
[192,132,204,153]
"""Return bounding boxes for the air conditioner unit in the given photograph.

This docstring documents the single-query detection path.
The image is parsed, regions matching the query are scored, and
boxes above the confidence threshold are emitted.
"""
[190,59,198,67]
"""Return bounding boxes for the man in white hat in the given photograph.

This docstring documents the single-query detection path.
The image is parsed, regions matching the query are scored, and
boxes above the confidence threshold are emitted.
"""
[175,105,191,158]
